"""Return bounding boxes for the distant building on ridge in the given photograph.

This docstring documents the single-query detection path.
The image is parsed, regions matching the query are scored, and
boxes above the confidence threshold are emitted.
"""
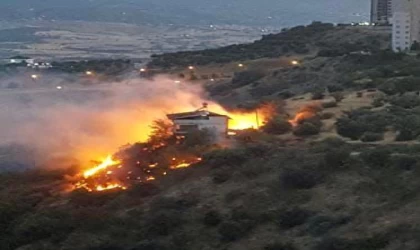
[371,0,393,24]
[392,0,420,51]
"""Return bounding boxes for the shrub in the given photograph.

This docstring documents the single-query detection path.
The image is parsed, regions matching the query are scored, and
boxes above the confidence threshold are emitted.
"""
[262,116,292,135]
[331,92,345,102]
[392,154,417,170]
[264,242,297,250]
[293,122,321,136]
[320,112,335,120]
[182,128,214,148]
[360,132,384,142]
[13,211,74,246]
[212,169,232,184]
[378,81,398,95]
[218,220,253,241]
[322,100,338,109]
[314,235,389,250]
[395,115,420,141]
[323,148,351,168]
[306,215,351,237]
[327,85,344,93]
[312,91,325,100]
[277,208,314,229]
[360,148,391,168]
[232,70,265,87]
[280,169,320,189]
[277,91,295,99]
[145,210,184,236]
[127,183,160,198]
[204,148,248,167]
[203,210,223,227]
[131,240,166,250]
[391,94,420,109]
[336,118,365,140]
[372,97,386,107]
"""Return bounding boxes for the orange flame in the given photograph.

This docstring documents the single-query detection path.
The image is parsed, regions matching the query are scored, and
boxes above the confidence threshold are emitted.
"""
[83,155,120,178]
[288,111,316,127]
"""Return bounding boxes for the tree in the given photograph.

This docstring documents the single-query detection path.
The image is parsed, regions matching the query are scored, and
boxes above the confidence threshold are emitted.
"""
[262,116,292,135]
[148,119,173,145]
[411,41,420,51]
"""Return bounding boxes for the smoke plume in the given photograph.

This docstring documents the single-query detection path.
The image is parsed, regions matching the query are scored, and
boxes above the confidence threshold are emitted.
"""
[0,75,229,169]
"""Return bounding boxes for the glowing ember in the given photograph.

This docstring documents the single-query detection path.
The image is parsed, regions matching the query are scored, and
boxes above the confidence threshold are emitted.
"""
[96,183,126,191]
[146,176,156,181]
[149,163,158,168]
[171,162,191,169]
[83,155,120,178]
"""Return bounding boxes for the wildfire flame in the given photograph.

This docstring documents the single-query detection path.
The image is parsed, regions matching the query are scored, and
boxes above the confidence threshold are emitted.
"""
[228,112,262,130]
[288,111,316,127]
[83,155,120,178]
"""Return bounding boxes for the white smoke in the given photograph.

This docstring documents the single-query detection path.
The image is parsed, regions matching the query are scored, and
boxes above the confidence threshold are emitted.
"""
[0,75,221,169]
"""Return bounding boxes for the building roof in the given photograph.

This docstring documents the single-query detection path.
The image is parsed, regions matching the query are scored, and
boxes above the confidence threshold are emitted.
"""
[167,110,230,120]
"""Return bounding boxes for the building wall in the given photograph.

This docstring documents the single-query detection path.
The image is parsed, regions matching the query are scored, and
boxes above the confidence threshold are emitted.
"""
[393,11,411,51]
[371,0,392,24]
[392,0,420,51]
[173,116,228,136]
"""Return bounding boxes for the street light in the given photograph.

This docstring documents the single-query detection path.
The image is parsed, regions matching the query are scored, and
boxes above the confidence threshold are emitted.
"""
[85,71,93,76]
[238,63,244,67]
[291,60,300,66]
[31,74,38,80]
[140,68,146,72]
[188,66,195,70]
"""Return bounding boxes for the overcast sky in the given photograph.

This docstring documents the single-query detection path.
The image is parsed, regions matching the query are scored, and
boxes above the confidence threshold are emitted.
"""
[0,0,370,26]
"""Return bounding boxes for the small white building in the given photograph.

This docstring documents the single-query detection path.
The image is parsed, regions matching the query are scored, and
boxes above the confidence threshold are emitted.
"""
[167,107,229,137]
[7,56,34,64]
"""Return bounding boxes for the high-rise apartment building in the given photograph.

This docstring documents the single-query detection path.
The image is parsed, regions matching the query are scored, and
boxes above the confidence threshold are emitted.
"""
[371,0,393,24]
[392,0,420,51]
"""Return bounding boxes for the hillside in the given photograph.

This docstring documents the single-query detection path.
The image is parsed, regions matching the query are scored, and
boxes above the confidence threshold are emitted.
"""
[6,22,420,250]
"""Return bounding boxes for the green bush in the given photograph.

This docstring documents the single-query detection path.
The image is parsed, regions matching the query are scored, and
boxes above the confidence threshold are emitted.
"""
[323,148,351,168]
[218,220,253,242]
[280,169,320,189]
[212,168,232,184]
[360,132,384,142]
[391,94,420,109]
[293,122,321,136]
[264,242,297,250]
[360,148,391,168]
[395,115,420,141]
[392,154,417,170]
[277,208,314,229]
[314,235,389,250]
[145,210,184,236]
[312,91,325,100]
[372,97,386,107]
[336,118,365,140]
[378,81,398,95]
[262,116,292,135]
[327,85,344,93]
[13,210,74,246]
[203,210,223,227]
[331,92,345,102]
[232,70,265,87]
[306,215,351,237]
[322,100,338,109]
[204,148,248,167]
[320,112,335,120]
